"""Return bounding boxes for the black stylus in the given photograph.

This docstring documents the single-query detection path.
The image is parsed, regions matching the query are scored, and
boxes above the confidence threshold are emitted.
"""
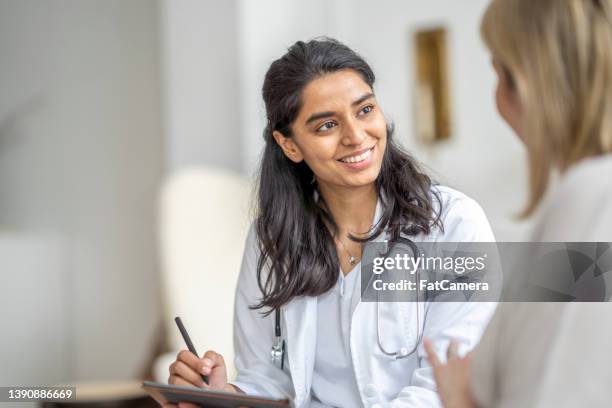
[174,316,209,385]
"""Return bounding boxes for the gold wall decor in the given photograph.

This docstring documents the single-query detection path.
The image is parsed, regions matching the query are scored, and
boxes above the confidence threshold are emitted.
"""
[414,27,451,143]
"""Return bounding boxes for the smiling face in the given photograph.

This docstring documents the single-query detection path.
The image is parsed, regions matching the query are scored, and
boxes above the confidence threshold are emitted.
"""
[273,69,387,192]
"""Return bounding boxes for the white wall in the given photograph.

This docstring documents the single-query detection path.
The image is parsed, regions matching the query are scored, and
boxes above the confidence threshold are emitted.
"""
[160,0,242,173]
[0,0,163,382]
[237,0,334,174]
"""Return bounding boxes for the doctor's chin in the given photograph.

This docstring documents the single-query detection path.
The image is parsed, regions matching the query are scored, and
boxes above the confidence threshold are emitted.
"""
[2,0,611,407]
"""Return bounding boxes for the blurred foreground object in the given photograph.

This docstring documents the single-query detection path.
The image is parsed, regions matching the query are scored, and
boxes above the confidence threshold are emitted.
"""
[0,234,66,385]
[153,167,252,382]
[41,381,156,408]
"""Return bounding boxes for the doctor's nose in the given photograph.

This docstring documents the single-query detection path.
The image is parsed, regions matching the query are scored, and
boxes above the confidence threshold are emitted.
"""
[341,120,367,146]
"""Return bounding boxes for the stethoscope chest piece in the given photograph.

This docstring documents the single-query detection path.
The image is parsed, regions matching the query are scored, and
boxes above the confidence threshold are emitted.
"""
[271,308,286,369]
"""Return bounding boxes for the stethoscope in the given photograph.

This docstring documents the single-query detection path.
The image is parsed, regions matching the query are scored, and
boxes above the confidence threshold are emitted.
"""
[270,237,427,367]
[375,237,427,359]
[270,308,286,369]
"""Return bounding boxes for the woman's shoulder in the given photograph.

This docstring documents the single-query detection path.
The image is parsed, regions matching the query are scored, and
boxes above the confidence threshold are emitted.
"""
[426,184,495,242]
[243,222,263,264]
[431,184,478,207]
[430,184,488,222]
[533,156,612,241]
[238,222,261,275]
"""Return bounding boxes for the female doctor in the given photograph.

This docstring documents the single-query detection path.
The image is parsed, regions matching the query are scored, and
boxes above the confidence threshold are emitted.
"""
[164,38,496,407]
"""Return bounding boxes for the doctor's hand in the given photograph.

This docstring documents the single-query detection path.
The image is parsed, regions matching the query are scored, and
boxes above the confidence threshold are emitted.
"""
[167,349,240,394]
[424,338,477,408]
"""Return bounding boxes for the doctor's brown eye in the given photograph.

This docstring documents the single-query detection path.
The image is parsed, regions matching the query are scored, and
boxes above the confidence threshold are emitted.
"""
[358,105,374,115]
[316,121,337,132]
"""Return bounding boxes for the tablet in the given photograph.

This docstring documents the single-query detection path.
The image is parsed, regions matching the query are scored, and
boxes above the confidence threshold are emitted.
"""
[142,381,292,408]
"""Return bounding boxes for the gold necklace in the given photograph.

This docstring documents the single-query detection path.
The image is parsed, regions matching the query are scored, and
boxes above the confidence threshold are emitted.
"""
[336,236,358,266]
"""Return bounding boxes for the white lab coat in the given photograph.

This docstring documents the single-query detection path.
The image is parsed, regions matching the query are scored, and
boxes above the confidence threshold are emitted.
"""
[230,186,497,407]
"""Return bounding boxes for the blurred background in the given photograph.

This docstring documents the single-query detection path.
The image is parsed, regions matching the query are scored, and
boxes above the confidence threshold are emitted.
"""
[0,0,531,399]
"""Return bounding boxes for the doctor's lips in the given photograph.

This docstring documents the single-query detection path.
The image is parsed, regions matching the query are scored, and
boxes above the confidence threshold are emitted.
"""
[337,145,375,164]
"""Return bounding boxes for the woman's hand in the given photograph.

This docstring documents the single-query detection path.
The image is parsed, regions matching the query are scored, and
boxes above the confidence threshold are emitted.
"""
[157,349,241,408]
[168,349,230,390]
[424,338,477,408]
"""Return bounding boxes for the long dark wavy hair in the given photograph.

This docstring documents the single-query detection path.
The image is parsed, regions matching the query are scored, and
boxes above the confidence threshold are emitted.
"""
[253,38,442,313]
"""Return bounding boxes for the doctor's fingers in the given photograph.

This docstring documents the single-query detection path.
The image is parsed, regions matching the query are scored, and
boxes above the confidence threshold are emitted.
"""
[176,349,203,371]
[168,374,200,389]
[202,350,227,371]
[169,360,206,387]
[177,403,200,408]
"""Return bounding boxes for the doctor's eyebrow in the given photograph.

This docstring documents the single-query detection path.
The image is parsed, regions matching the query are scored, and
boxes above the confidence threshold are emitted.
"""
[304,92,375,125]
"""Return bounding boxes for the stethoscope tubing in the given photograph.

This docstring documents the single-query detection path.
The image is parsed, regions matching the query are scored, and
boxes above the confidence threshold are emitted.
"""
[271,237,427,365]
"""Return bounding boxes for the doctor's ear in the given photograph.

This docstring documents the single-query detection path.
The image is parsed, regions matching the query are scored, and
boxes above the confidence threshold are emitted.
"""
[272,130,304,163]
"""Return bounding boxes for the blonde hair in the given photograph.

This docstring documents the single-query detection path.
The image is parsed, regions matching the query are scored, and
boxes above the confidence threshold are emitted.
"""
[481,0,612,216]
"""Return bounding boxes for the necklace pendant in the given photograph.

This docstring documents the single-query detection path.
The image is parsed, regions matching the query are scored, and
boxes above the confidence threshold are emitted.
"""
[349,255,357,266]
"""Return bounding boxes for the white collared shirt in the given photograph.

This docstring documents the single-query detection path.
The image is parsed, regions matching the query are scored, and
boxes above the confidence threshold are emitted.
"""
[310,265,362,408]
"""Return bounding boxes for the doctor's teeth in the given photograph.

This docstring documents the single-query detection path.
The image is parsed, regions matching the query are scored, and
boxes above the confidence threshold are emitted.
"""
[342,150,370,163]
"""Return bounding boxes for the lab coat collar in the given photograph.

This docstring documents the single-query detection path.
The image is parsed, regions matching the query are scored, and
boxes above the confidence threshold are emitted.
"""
[372,190,386,239]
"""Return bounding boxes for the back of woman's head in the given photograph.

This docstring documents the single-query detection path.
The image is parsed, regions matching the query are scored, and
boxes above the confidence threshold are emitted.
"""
[481,0,612,215]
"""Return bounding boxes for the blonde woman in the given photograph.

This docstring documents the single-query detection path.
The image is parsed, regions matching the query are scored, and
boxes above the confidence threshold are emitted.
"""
[425,0,612,407]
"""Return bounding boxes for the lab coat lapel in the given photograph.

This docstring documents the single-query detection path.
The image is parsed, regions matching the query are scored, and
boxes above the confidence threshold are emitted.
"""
[372,192,385,238]
[283,295,317,407]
